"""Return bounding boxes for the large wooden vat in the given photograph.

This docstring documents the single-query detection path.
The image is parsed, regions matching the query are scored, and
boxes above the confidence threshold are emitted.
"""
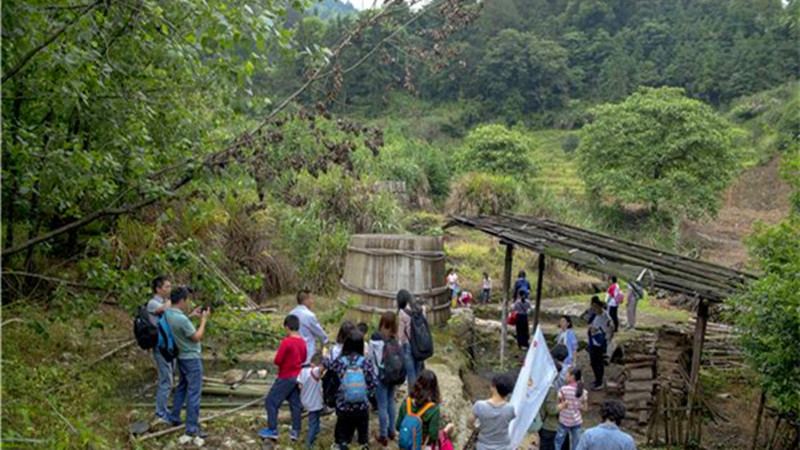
[340,234,450,325]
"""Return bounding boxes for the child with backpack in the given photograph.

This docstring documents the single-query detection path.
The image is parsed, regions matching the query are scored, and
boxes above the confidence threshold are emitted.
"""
[298,352,324,448]
[469,373,516,450]
[370,312,407,446]
[325,329,376,449]
[556,366,588,450]
[259,315,307,441]
[396,369,452,450]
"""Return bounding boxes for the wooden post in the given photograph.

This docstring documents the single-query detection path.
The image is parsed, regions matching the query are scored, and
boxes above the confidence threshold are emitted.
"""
[500,243,514,369]
[687,298,709,444]
[751,390,766,450]
[533,252,545,332]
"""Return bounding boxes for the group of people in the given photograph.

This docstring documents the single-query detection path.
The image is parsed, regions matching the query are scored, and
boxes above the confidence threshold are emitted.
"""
[142,274,639,449]
[445,268,493,307]
[260,288,449,449]
[536,340,636,450]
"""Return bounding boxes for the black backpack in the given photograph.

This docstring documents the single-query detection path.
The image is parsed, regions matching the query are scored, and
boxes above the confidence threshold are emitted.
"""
[322,368,340,408]
[409,307,433,361]
[157,314,179,362]
[381,337,407,386]
[133,304,158,350]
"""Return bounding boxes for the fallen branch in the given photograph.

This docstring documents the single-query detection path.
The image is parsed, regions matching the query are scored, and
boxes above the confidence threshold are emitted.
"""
[89,339,136,367]
[45,397,78,435]
[136,395,267,442]
[1,318,27,327]
[1,270,110,291]
[195,254,258,309]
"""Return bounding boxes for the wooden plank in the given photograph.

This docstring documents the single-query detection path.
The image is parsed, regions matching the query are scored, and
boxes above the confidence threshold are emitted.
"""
[626,380,656,392]
[624,391,654,403]
[628,367,655,381]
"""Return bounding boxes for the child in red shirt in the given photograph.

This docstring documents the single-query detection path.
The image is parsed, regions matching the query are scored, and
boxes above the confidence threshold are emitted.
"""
[260,314,308,441]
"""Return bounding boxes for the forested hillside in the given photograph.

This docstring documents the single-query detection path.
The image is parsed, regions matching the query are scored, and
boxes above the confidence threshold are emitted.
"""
[266,0,798,123]
[1,0,798,447]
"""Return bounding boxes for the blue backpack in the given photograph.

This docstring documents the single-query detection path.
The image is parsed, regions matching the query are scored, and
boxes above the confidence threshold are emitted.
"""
[398,398,435,450]
[341,356,368,404]
[157,314,179,362]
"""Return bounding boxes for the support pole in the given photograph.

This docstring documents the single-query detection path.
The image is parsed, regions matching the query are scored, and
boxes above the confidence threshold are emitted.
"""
[687,298,709,444]
[533,253,545,332]
[751,389,767,450]
[500,243,514,369]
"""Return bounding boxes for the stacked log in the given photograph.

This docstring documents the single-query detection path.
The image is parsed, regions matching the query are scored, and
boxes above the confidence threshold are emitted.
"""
[656,326,693,398]
[620,334,657,428]
[687,318,744,371]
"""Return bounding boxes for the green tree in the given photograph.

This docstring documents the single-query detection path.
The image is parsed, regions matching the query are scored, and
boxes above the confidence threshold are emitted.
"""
[577,86,737,219]
[729,214,800,422]
[475,29,568,117]
[457,124,533,176]
[1,0,306,259]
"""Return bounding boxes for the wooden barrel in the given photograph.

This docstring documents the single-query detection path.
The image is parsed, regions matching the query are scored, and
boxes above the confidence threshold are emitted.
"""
[340,234,449,326]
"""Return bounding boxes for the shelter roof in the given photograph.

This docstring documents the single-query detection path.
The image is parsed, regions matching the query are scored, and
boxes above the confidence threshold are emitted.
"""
[445,215,757,303]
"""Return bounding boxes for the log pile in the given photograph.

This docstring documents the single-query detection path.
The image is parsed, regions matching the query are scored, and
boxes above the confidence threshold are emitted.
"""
[656,327,693,398]
[619,334,657,429]
[687,318,744,371]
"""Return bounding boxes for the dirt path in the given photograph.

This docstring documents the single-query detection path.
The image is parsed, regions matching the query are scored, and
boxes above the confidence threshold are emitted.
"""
[683,156,790,269]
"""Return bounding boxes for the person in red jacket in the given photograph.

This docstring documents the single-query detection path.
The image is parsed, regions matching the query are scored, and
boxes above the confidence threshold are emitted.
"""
[260,314,308,441]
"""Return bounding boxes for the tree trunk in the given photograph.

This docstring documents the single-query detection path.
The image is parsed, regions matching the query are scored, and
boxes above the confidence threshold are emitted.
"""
[3,92,24,252]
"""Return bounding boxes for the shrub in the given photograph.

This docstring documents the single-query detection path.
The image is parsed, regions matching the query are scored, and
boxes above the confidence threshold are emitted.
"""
[292,166,401,234]
[374,133,450,203]
[457,124,534,176]
[402,211,443,236]
[446,172,520,215]
[561,133,580,153]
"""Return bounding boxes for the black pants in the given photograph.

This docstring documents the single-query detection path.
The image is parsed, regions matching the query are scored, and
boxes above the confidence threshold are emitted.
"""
[609,306,619,331]
[539,429,556,450]
[589,345,606,386]
[334,409,369,448]
[515,313,529,349]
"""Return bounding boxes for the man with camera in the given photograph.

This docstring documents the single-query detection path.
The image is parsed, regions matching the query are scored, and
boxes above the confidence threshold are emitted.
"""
[164,286,211,439]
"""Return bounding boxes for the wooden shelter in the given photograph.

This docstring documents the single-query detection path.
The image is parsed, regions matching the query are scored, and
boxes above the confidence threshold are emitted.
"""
[444,214,757,443]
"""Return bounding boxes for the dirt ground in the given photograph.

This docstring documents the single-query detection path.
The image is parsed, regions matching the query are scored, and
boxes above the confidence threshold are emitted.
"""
[682,156,791,268]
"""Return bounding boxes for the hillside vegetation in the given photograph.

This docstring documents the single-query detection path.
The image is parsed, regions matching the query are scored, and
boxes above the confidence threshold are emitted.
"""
[1,0,798,446]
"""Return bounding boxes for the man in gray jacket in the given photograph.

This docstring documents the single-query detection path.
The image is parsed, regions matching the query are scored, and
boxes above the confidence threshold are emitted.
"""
[289,289,329,364]
[147,275,173,424]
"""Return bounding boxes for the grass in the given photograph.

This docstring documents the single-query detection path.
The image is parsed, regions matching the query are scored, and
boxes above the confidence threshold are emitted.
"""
[526,128,584,197]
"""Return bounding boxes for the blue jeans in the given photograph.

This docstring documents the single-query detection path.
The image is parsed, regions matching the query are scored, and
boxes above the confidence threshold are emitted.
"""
[265,378,302,434]
[376,381,397,439]
[555,423,582,450]
[153,349,174,419]
[402,343,423,389]
[306,409,321,447]
[169,358,203,435]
